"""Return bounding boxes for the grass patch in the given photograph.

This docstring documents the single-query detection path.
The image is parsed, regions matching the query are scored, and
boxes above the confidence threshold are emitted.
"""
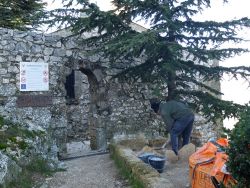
[6,156,56,188]
[26,157,54,176]
[7,170,34,188]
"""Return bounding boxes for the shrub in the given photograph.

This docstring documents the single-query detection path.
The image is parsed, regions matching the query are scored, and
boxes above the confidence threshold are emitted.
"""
[226,107,250,188]
[26,156,54,176]
[7,156,56,188]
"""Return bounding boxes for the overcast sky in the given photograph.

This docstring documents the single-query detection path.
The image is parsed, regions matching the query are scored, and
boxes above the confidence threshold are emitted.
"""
[194,0,250,128]
[43,0,250,128]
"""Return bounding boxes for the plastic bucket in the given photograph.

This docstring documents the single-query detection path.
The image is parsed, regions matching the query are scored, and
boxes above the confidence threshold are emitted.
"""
[148,155,166,173]
[138,152,154,164]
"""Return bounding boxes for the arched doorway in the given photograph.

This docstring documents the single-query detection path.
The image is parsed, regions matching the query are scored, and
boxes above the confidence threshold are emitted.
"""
[63,64,108,158]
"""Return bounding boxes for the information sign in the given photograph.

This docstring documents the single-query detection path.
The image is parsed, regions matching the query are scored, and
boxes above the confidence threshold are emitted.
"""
[20,62,49,91]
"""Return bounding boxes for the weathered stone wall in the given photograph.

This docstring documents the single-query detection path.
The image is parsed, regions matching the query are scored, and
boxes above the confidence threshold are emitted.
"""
[0,28,69,155]
[0,27,221,157]
[108,81,166,137]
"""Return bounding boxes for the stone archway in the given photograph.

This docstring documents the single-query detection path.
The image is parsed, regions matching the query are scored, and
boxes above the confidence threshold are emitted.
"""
[63,57,110,153]
[79,67,109,151]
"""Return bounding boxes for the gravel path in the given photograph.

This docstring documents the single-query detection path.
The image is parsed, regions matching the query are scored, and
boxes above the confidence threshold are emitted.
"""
[161,160,190,188]
[44,154,130,188]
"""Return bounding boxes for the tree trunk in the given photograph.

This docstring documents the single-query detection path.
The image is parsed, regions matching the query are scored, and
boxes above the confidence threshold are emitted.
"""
[167,71,176,100]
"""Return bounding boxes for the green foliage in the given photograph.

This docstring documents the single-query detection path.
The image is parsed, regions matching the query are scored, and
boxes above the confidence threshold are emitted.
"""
[7,170,33,188]
[226,107,250,188]
[26,156,54,176]
[0,143,8,150]
[47,0,250,121]
[0,0,46,30]
[17,140,29,150]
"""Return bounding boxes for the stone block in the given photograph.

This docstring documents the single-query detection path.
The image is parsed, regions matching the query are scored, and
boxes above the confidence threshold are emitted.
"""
[0,57,7,62]
[165,150,179,163]
[178,143,196,162]
[66,141,91,154]
[44,47,54,56]
[0,69,7,75]
[15,55,23,61]
[2,79,9,84]
[15,42,30,52]
[54,49,66,57]
[8,66,19,73]
[66,50,72,57]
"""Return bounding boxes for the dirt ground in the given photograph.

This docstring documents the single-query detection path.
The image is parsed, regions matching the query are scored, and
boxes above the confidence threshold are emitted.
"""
[136,143,192,188]
[136,150,190,188]
[40,140,190,188]
[41,149,190,188]
[41,154,130,188]
[161,160,190,188]
[41,154,189,188]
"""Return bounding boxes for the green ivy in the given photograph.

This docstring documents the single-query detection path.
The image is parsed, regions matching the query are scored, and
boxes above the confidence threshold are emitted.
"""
[226,107,250,188]
[0,143,8,150]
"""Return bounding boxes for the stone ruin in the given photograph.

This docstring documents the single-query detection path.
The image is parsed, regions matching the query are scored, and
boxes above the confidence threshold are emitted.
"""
[0,26,221,161]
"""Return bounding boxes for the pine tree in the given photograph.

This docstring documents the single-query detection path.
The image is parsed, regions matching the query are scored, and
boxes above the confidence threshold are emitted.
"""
[49,0,250,122]
[0,0,46,30]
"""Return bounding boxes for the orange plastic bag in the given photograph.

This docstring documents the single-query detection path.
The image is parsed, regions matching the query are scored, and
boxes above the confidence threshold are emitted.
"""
[189,138,236,188]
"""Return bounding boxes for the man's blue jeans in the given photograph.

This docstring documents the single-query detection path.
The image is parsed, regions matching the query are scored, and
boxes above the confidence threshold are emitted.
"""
[170,113,194,155]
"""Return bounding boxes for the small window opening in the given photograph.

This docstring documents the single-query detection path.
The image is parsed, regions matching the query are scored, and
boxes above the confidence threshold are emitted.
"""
[65,70,75,102]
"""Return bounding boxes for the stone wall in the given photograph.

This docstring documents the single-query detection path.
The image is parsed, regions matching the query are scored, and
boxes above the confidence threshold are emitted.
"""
[0,27,221,157]
[0,28,70,155]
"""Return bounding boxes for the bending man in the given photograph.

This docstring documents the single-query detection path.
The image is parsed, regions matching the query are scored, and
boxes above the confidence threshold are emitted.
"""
[150,98,194,155]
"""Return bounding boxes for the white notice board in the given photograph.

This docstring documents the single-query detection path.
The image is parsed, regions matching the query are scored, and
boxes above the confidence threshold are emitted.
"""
[20,62,49,91]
